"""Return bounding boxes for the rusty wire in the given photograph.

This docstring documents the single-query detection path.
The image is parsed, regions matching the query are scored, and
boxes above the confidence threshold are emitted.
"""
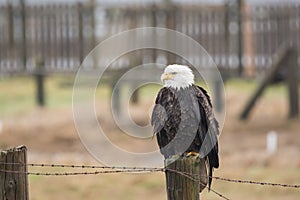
[1,162,300,200]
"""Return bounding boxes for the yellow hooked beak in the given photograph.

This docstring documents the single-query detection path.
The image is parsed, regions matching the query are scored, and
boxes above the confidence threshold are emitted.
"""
[161,73,173,81]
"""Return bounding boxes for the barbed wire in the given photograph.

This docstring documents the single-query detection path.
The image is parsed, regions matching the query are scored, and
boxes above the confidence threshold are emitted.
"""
[1,162,300,200]
[2,162,161,170]
[0,168,163,176]
[1,162,300,189]
[1,162,300,188]
[212,176,300,189]
[165,168,231,200]
[0,163,230,200]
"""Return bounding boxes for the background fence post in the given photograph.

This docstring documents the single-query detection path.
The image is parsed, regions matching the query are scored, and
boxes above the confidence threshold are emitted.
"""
[77,3,84,64]
[0,146,29,200]
[226,0,244,76]
[20,0,27,70]
[286,48,299,118]
[237,0,244,76]
[7,2,14,49]
[35,58,46,106]
[165,156,207,200]
[239,45,289,120]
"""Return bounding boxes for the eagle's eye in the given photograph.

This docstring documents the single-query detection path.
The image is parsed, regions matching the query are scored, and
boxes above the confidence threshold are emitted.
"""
[170,72,177,75]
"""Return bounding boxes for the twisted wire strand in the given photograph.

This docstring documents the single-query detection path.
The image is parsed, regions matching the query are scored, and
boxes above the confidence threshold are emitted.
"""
[1,162,300,189]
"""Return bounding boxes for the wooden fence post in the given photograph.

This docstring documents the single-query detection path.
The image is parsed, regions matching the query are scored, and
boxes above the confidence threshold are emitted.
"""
[77,3,84,64]
[236,0,244,76]
[7,3,14,49]
[286,48,299,118]
[0,146,29,200]
[165,155,207,200]
[35,58,46,106]
[226,0,244,76]
[20,0,27,70]
[239,45,290,120]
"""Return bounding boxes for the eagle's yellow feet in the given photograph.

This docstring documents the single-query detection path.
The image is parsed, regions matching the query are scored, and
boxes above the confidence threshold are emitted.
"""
[186,152,199,157]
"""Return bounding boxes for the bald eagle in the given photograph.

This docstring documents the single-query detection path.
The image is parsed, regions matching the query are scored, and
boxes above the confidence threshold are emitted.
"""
[151,64,219,190]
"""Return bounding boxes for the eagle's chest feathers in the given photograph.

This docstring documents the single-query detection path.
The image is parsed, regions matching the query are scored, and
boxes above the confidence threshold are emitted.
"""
[164,87,200,138]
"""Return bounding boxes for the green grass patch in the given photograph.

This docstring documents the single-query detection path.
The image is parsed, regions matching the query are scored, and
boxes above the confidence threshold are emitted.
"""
[0,76,296,119]
[0,75,76,118]
[0,76,35,117]
[226,78,288,98]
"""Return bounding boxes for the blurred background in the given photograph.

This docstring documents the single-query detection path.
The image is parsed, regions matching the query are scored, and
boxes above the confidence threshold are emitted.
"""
[0,0,299,199]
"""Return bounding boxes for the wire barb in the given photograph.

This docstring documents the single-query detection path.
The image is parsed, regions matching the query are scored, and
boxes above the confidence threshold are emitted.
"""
[0,168,163,176]
[212,176,300,189]
[165,168,230,200]
[1,162,300,200]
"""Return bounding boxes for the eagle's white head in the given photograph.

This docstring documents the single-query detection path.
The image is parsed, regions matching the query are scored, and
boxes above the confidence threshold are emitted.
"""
[161,64,194,90]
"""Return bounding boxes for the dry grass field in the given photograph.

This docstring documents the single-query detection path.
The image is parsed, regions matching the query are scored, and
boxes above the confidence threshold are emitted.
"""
[0,76,300,200]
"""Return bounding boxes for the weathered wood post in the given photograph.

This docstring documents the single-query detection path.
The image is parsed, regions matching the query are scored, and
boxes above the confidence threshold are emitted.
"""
[166,4,176,65]
[89,0,97,69]
[286,48,299,118]
[151,4,157,63]
[110,70,123,116]
[127,9,140,105]
[77,3,84,64]
[20,0,27,70]
[239,45,289,120]
[236,0,244,76]
[35,57,46,106]
[240,46,299,120]
[0,146,29,200]
[226,0,244,76]
[7,3,14,49]
[165,155,207,200]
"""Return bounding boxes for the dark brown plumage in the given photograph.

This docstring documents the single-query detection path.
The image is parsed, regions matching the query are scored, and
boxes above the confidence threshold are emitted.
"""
[151,84,219,190]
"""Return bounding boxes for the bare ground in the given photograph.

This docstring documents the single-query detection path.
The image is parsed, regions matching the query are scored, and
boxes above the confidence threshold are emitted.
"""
[1,87,300,199]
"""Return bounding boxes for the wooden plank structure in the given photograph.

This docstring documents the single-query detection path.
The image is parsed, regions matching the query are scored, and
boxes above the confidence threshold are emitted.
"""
[240,45,299,119]
[0,2,95,74]
[0,1,298,115]
[0,1,299,76]
[0,146,29,200]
